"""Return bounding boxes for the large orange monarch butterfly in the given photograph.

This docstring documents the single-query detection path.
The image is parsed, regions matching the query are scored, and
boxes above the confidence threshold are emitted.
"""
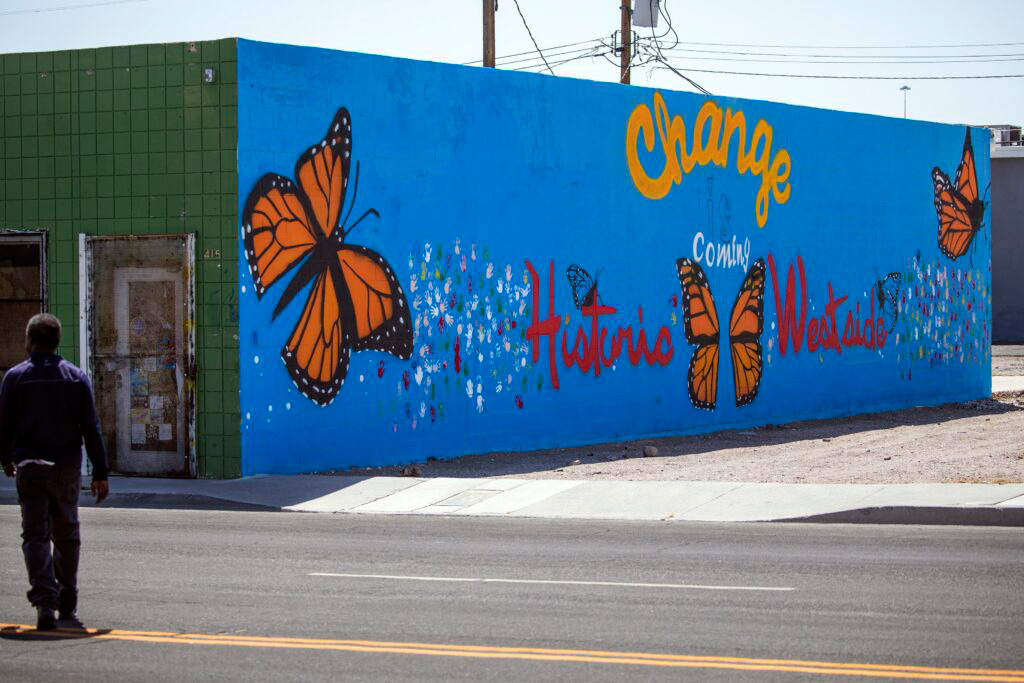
[242,107,412,406]
[676,258,766,410]
[932,128,986,261]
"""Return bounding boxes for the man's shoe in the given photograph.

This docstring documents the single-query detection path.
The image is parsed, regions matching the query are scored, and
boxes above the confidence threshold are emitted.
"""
[57,611,84,629]
[36,607,57,631]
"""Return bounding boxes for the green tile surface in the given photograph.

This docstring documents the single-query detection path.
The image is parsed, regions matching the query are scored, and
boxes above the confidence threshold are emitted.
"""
[0,40,240,478]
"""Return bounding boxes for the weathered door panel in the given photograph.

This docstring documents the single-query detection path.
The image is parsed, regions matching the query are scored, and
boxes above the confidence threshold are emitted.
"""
[82,235,195,477]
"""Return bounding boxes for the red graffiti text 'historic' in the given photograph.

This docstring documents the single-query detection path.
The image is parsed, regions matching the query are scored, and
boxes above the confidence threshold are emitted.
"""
[525,259,674,390]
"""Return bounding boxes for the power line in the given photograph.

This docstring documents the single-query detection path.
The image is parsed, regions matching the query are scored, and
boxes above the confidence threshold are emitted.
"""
[656,47,1024,59]
[512,46,607,72]
[652,53,1024,65]
[636,0,711,96]
[651,54,712,95]
[599,34,644,76]
[0,0,147,16]
[512,53,600,73]
[495,44,600,68]
[649,64,1024,80]
[668,40,1024,50]
[511,0,554,75]
[597,37,622,68]
[462,38,603,65]
[512,43,609,72]
[508,47,1024,82]
[653,0,680,51]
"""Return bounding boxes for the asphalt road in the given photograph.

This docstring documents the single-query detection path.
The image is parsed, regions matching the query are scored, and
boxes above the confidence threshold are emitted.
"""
[1,507,1022,682]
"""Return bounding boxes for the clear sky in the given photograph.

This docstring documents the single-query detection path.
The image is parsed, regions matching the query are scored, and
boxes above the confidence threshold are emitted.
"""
[1,0,1021,126]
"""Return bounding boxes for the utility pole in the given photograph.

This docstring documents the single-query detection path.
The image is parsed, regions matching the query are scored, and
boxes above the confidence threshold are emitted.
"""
[620,0,631,84]
[483,0,496,68]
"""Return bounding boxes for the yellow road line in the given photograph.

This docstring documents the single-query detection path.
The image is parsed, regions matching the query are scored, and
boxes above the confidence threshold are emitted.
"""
[3,624,1023,682]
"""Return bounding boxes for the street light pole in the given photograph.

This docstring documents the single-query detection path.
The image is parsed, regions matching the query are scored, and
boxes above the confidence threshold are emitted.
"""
[900,85,911,119]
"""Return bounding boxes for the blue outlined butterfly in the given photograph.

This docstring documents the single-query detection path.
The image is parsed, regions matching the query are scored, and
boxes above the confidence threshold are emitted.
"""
[566,264,604,310]
[875,272,901,335]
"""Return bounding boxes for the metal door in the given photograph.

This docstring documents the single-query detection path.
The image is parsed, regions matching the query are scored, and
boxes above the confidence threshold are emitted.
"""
[80,235,195,477]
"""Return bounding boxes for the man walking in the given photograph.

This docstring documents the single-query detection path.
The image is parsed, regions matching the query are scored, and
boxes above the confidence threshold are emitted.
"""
[0,313,109,631]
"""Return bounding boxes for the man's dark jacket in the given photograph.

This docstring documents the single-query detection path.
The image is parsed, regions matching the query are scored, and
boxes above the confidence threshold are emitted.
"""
[0,352,108,479]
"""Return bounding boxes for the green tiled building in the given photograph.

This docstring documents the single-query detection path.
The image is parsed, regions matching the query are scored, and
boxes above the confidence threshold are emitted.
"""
[0,40,240,478]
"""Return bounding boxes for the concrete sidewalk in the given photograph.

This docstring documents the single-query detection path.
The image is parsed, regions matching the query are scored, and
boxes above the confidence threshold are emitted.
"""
[993,375,1024,392]
[992,344,1024,392]
[2,475,1022,525]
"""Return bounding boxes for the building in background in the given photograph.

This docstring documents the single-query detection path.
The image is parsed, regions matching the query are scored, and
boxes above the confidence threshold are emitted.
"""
[989,125,1024,343]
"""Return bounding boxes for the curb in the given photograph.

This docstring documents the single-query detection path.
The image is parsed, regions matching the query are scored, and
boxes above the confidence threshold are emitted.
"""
[781,505,1024,526]
[4,492,1022,526]
[0,493,280,513]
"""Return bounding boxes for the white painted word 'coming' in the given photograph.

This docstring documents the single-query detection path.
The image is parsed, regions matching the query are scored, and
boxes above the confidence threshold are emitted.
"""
[691,231,751,271]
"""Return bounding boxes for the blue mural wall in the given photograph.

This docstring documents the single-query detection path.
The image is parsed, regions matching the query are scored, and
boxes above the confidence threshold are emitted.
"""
[236,39,991,476]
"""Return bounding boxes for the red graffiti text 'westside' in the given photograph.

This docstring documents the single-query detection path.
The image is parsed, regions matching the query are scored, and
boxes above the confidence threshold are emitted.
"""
[766,253,890,356]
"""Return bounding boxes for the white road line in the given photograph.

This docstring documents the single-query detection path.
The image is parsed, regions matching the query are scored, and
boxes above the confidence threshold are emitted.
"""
[309,573,795,592]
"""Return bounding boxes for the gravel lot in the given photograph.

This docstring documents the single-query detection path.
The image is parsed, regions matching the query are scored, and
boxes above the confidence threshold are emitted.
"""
[994,350,1024,376]
[338,349,1024,485]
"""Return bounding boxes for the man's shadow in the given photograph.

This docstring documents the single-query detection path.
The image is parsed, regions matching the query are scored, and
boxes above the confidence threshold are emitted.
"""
[1,624,112,642]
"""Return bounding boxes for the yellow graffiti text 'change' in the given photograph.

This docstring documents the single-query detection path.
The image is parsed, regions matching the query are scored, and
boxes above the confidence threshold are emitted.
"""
[626,93,792,228]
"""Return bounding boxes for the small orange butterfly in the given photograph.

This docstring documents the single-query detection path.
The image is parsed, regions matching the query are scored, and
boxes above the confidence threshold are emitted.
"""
[242,108,412,406]
[932,128,986,261]
[676,258,766,410]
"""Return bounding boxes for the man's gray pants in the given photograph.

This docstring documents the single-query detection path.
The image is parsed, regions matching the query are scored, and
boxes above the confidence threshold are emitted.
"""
[16,463,81,613]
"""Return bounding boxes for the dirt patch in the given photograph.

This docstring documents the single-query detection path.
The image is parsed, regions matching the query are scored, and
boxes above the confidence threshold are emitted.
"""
[330,392,1024,485]
[994,355,1024,376]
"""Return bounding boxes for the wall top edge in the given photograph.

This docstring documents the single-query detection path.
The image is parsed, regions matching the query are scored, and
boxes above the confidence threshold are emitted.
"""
[0,37,238,59]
